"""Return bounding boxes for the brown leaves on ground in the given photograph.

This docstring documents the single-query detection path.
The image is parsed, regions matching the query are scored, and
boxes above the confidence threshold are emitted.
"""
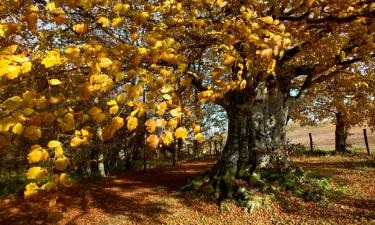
[1,154,375,225]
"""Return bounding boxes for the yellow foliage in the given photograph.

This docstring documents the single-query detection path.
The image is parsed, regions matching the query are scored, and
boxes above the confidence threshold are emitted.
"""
[194,133,204,143]
[145,119,157,133]
[27,145,49,163]
[147,135,159,148]
[27,167,47,179]
[97,17,110,27]
[59,173,69,186]
[49,79,62,85]
[111,116,124,130]
[55,146,64,157]
[193,125,201,134]
[41,181,57,191]
[223,54,236,65]
[161,131,174,145]
[24,183,39,198]
[23,125,42,141]
[12,123,24,135]
[106,100,117,106]
[175,127,188,140]
[112,18,123,27]
[70,137,84,147]
[55,156,69,171]
[41,49,62,68]
[0,117,16,132]
[47,140,61,148]
[73,23,87,33]
[98,57,112,68]
[126,116,138,131]
[109,105,119,114]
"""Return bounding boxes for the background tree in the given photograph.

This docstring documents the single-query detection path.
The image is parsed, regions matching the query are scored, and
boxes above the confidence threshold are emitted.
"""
[292,66,372,153]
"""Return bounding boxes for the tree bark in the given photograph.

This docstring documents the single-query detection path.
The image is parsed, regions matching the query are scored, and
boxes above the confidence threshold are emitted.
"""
[97,128,106,177]
[335,112,348,153]
[211,86,290,180]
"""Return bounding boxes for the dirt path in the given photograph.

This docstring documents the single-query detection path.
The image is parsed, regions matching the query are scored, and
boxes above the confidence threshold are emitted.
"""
[1,155,374,225]
[0,161,217,225]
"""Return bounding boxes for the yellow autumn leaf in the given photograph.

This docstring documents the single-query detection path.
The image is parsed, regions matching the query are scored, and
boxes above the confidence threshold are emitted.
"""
[73,23,87,33]
[194,133,204,143]
[23,125,42,141]
[55,156,69,171]
[47,140,61,148]
[21,61,32,74]
[70,137,83,147]
[24,183,39,198]
[193,125,201,134]
[109,105,119,114]
[27,167,47,179]
[138,47,147,55]
[106,100,117,106]
[168,118,178,129]
[147,135,159,149]
[59,173,69,186]
[239,80,247,90]
[175,127,188,140]
[27,145,49,163]
[12,123,24,135]
[112,17,123,27]
[41,181,57,191]
[111,116,124,130]
[161,131,174,145]
[145,119,157,133]
[49,79,62,85]
[126,116,138,131]
[98,57,112,68]
[223,54,236,65]
[55,146,64,157]
[97,17,110,27]
[45,2,56,11]
[81,129,90,137]
[41,49,62,68]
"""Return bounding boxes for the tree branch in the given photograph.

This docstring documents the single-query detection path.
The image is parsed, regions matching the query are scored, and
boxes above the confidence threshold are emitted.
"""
[279,9,375,24]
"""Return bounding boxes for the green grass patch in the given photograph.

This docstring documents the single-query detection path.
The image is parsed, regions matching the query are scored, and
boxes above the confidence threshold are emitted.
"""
[0,170,28,200]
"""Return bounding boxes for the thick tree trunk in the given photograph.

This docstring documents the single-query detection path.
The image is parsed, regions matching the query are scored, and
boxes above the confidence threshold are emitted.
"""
[211,87,290,180]
[335,112,348,153]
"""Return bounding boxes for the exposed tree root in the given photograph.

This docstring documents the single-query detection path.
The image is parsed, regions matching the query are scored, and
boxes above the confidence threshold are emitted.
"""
[180,164,343,213]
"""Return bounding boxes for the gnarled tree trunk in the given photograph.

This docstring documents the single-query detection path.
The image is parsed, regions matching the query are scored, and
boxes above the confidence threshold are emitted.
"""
[211,86,290,182]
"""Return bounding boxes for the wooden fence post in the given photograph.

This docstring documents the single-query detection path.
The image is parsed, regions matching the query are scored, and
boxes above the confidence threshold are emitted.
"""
[363,129,371,155]
[309,133,314,151]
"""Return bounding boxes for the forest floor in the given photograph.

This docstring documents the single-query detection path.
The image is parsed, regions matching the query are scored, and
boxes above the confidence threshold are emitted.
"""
[1,153,375,225]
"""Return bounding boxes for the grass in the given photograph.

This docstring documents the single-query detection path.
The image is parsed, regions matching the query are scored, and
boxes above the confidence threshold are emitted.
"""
[0,170,27,200]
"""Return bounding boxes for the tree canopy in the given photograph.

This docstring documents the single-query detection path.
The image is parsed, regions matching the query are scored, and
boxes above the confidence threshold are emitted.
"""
[0,0,374,198]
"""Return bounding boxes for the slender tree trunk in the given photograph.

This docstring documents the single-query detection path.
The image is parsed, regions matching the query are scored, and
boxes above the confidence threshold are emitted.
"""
[97,127,106,177]
[172,141,177,167]
[335,112,347,153]
[211,87,290,180]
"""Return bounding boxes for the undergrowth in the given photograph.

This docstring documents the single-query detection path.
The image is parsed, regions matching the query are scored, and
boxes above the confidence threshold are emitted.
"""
[181,165,348,213]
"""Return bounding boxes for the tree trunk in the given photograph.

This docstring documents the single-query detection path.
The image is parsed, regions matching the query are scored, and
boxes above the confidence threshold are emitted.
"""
[96,127,106,177]
[335,112,347,153]
[172,141,177,167]
[211,87,290,181]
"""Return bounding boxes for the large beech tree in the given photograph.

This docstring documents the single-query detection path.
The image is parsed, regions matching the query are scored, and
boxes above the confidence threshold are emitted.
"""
[0,0,374,198]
